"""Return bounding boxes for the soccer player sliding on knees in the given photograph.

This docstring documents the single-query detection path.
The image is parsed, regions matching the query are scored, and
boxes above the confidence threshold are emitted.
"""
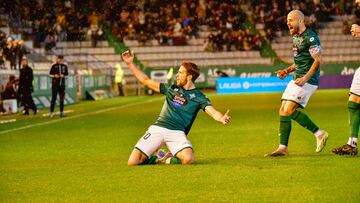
[122,50,231,165]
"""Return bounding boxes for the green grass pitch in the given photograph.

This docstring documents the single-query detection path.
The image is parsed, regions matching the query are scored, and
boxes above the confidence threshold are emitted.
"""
[0,89,359,202]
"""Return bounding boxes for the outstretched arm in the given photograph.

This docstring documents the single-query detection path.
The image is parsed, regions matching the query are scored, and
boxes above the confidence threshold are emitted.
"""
[121,50,160,92]
[205,106,231,125]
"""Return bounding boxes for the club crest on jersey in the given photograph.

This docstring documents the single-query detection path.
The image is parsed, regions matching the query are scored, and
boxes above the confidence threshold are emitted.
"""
[294,37,303,46]
[171,93,187,108]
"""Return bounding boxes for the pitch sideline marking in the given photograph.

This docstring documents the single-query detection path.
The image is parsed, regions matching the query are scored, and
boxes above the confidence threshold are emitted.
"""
[0,97,163,135]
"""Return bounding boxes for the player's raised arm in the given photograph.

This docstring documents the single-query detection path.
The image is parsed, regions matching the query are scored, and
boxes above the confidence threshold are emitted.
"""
[205,106,231,125]
[121,50,160,92]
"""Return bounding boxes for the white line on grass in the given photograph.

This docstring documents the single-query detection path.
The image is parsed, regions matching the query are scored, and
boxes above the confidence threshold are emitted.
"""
[0,97,163,135]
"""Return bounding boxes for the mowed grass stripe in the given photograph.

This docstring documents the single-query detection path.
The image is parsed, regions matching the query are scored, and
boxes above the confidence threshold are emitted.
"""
[0,96,163,135]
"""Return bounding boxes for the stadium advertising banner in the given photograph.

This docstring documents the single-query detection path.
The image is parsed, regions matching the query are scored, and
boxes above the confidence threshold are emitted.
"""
[216,76,292,94]
[146,65,277,88]
[146,63,359,88]
[80,75,113,99]
[32,74,77,108]
[32,74,113,108]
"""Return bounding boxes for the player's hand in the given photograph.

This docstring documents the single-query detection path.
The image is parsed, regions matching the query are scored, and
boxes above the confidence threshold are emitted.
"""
[54,74,60,78]
[220,110,231,125]
[275,69,287,79]
[294,77,306,86]
[122,50,134,64]
[59,74,64,78]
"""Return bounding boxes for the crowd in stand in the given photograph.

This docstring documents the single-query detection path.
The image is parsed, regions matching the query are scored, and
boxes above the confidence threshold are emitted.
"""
[0,0,359,57]
[1,0,261,52]
[248,0,360,43]
[0,31,27,70]
[2,0,104,50]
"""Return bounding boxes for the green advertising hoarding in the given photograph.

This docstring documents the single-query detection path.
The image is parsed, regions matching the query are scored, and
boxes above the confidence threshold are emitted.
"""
[145,63,360,88]
[31,74,113,108]
[80,75,113,99]
[32,74,77,109]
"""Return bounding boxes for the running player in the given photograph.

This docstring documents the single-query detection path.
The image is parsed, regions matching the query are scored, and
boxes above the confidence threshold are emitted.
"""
[265,10,328,157]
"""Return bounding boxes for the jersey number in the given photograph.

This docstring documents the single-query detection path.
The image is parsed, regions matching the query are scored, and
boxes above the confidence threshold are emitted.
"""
[143,133,151,140]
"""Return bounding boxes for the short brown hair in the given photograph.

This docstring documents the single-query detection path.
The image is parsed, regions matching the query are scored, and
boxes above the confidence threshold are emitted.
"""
[181,62,199,82]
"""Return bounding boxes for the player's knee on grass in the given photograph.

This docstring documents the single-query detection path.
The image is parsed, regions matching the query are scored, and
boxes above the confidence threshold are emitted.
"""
[128,149,147,166]
[179,156,194,164]
[176,148,194,164]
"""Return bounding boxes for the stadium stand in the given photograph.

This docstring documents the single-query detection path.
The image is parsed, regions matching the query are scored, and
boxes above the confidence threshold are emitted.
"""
[123,25,272,68]
[271,15,360,63]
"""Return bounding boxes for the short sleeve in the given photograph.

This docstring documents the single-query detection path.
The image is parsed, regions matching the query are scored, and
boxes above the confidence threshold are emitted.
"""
[159,83,168,95]
[200,95,212,111]
[308,36,321,57]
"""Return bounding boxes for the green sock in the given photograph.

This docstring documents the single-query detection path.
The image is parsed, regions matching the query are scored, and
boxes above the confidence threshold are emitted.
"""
[279,116,291,146]
[141,155,157,165]
[290,110,319,133]
[169,157,182,164]
[348,101,360,138]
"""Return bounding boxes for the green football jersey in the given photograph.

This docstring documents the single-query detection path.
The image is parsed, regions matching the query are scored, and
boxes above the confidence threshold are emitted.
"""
[154,83,211,135]
[292,28,321,85]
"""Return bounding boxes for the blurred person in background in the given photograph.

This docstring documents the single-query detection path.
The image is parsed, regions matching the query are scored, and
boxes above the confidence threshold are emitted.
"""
[49,55,68,118]
[115,63,124,96]
[18,57,37,115]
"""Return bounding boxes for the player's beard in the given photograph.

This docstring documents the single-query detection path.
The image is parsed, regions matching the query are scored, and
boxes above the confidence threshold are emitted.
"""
[176,77,187,87]
[289,25,297,36]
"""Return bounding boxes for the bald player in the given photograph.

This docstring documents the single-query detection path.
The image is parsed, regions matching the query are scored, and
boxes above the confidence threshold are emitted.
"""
[265,10,328,157]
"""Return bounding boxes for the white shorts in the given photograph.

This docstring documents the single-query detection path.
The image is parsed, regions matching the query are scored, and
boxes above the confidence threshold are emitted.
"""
[281,80,318,108]
[135,125,192,158]
[350,68,360,96]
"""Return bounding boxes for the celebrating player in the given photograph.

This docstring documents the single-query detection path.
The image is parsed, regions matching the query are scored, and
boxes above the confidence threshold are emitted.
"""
[265,10,328,157]
[331,0,360,156]
[122,50,231,165]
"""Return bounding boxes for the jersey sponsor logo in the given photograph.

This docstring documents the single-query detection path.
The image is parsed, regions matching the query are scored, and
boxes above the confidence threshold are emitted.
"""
[171,93,188,108]
[309,45,321,56]
[294,37,304,47]
[189,93,196,99]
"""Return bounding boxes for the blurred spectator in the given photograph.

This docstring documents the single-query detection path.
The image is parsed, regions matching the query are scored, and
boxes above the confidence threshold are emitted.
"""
[18,57,37,115]
[3,75,17,100]
[216,70,229,77]
[44,33,56,54]
[87,11,103,47]
[115,63,125,96]
[2,75,18,114]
